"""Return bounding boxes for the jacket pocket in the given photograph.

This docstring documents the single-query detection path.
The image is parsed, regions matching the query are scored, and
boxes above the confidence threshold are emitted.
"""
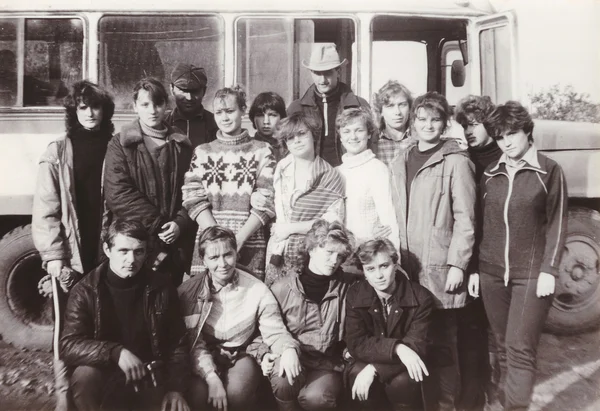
[427,227,452,268]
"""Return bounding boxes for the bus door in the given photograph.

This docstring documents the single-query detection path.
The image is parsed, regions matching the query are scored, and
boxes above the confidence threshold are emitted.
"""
[469,11,518,104]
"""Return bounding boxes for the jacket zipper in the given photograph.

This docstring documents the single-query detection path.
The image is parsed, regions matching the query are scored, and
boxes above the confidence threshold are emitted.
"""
[502,172,515,286]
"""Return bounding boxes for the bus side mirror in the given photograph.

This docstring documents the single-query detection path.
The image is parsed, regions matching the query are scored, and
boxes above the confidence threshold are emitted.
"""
[451,59,466,87]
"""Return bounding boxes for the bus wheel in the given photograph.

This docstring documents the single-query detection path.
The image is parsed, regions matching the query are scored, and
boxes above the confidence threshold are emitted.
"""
[0,225,53,350]
[546,207,600,335]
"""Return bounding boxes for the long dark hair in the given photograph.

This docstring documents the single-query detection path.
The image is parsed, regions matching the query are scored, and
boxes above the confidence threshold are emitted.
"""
[64,80,115,136]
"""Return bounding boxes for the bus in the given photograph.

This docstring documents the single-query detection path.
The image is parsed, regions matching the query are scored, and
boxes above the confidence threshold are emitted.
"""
[0,0,598,350]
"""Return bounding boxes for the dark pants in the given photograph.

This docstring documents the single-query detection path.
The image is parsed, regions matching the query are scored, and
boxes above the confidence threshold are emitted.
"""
[346,361,422,411]
[424,309,459,411]
[455,299,492,411]
[187,355,262,411]
[269,358,342,410]
[480,273,553,411]
[70,365,164,411]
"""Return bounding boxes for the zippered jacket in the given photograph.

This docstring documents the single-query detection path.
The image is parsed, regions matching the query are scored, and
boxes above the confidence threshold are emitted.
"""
[59,261,190,393]
[478,149,568,282]
[390,139,476,309]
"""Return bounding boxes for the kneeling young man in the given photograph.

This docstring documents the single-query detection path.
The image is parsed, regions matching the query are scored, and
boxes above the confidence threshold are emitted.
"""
[60,219,190,411]
[344,239,434,411]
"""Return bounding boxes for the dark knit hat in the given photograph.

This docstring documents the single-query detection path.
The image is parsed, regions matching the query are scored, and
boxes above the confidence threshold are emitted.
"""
[171,64,207,90]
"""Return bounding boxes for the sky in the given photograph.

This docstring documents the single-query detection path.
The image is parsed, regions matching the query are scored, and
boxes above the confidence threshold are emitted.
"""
[492,0,600,101]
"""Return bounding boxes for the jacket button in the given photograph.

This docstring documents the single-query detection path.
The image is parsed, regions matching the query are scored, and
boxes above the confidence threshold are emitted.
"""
[374,309,378,312]
[395,310,398,313]
[381,332,384,336]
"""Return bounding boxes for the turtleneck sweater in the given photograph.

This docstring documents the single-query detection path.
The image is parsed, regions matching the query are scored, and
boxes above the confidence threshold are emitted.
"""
[300,266,332,303]
[104,266,152,363]
[69,127,111,273]
[468,141,503,183]
[337,149,400,251]
[140,121,171,211]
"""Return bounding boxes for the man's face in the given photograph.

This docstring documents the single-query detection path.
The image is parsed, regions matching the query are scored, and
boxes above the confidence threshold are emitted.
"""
[310,68,340,95]
[103,234,147,278]
[463,114,493,148]
[171,84,206,116]
[362,252,396,294]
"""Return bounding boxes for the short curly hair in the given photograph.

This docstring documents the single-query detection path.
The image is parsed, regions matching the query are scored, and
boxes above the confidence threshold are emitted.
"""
[410,92,451,134]
[336,107,377,140]
[274,111,320,152]
[483,100,534,143]
[214,85,247,112]
[303,219,355,264]
[455,95,495,129]
[64,80,115,136]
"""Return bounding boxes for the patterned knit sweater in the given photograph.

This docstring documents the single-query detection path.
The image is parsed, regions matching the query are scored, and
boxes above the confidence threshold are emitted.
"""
[182,129,276,279]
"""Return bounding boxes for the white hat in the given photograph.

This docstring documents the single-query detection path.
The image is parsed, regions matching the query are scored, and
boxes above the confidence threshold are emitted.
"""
[302,43,348,71]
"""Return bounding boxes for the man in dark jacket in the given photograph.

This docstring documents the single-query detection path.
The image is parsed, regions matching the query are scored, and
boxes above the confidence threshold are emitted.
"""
[344,239,434,411]
[165,63,218,148]
[287,43,370,166]
[60,219,190,411]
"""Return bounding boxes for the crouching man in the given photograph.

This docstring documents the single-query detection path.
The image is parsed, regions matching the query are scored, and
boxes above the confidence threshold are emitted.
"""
[344,239,435,411]
[60,219,190,411]
[178,226,301,411]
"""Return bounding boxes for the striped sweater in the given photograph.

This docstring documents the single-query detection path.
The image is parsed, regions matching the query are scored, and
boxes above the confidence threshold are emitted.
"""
[178,268,299,379]
[182,129,276,278]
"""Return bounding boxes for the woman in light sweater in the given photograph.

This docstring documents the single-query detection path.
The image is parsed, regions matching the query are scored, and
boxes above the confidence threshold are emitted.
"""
[336,107,400,262]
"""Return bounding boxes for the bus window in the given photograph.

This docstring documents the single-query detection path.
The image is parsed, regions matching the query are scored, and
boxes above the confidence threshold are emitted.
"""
[99,15,224,110]
[236,17,355,106]
[371,15,467,99]
[442,40,471,105]
[0,17,83,108]
[480,25,512,104]
[372,40,428,97]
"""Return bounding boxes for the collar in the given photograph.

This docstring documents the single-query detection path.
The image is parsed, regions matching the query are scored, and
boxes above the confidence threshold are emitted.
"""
[490,145,543,174]
[215,129,251,146]
[340,149,376,168]
[209,269,240,294]
[380,129,409,142]
[299,82,356,107]
[171,105,206,122]
[119,120,191,147]
[352,271,417,308]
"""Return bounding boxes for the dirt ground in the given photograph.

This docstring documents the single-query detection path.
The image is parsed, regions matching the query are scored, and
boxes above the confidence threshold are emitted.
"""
[0,329,599,411]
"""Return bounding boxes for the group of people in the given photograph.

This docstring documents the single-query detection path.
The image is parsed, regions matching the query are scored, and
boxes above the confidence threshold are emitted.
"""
[31,42,568,411]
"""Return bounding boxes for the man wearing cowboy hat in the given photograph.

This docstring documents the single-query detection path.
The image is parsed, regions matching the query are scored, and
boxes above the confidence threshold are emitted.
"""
[166,63,218,149]
[288,43,370,167]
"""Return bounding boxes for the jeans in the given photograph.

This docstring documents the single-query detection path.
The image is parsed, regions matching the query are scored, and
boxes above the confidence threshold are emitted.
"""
[269,357,342,410]
[480,273,553,411]
[187,355,262,411]
[346,360,422,411]
[70,365,164,411]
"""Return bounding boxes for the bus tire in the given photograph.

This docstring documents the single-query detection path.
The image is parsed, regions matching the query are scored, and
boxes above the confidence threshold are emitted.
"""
[0,225,53,350]
[546,207,600,335]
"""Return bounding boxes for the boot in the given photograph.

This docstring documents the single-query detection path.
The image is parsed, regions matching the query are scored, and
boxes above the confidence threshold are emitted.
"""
[275,397,301,411]
[53,358,71,411]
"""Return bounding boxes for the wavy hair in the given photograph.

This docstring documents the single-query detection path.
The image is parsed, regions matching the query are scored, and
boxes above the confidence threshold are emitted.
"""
[63,80,115,136]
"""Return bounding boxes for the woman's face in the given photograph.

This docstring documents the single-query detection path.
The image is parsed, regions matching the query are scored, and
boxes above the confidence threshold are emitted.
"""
[413,107,445,145]
[214,95,243,136]
[381,93,410,132]
[308,241,346,277]
[76,103,103,130]
[339,118,370,156]
[134,89,167,129]
[496,128,531,161]
[286,125,315,160]
[202,240,238,287]
[255,109,282,137]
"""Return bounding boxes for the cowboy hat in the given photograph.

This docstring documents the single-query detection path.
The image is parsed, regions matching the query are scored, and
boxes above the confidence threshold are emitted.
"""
[302,43,347,71]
